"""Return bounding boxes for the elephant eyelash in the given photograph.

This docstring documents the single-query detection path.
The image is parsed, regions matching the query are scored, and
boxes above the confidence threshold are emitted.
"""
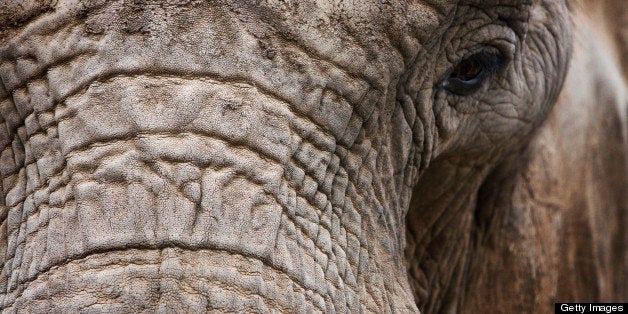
[441,50,505,96]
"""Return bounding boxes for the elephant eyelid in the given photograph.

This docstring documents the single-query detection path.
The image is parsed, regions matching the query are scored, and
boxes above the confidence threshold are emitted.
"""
[441,50,505,96]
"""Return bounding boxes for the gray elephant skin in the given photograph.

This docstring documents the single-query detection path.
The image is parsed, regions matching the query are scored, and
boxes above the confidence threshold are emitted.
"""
[0,0,626,313]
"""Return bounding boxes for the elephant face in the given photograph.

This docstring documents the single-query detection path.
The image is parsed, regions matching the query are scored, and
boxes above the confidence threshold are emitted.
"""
[0,0,597,312]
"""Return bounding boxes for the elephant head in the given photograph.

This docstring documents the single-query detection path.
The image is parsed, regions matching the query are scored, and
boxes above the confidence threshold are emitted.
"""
[0,0,625,312]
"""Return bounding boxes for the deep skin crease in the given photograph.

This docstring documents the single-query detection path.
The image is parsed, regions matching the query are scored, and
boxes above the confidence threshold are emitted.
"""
[0,0,625,313]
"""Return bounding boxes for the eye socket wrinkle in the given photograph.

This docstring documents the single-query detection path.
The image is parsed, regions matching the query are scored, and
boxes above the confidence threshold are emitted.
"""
[442,50,504,96]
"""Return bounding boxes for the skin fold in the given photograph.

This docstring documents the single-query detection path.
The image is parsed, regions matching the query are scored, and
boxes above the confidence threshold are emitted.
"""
[0,0,625,312]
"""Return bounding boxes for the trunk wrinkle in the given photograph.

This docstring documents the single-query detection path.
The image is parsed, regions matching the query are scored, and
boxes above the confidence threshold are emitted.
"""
[2,245,328,311]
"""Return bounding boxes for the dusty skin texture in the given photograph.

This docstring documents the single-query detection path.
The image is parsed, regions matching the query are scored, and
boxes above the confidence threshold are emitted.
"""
[0,0,625,313]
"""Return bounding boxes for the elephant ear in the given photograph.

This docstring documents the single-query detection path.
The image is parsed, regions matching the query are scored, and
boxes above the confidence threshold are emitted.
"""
[609,0,628,79]
[460,0,628,312]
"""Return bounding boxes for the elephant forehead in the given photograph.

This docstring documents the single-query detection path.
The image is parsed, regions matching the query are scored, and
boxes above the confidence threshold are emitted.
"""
[253,0,449,31]
[221,0,451,74]
[230,1,532,43]
[0,1,533,97]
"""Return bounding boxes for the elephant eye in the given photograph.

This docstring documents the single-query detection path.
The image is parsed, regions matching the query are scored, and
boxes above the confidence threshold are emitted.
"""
[442,50,504,96]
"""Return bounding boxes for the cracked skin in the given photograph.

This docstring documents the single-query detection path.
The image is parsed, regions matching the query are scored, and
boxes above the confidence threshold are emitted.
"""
[0,0,626,313]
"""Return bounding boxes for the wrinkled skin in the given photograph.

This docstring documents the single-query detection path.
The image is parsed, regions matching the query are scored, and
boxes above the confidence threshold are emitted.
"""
[0,0,625,313]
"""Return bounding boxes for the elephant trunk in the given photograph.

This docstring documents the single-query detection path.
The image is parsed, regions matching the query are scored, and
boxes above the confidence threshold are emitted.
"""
[0,49,419,313]
[0,75,364,312]
[0,1,422,311]
[4,248,328,312]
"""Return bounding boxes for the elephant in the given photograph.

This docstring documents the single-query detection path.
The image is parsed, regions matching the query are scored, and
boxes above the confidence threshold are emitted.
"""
[0,0,625,312]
